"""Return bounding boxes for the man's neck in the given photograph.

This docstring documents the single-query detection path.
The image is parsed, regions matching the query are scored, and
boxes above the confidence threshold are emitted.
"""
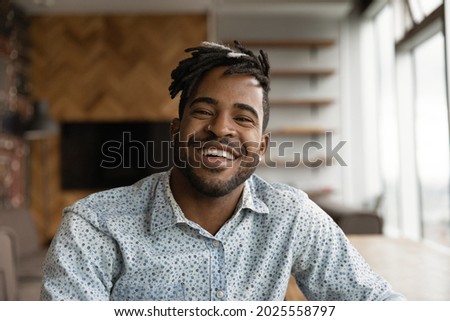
[169,168,244,235]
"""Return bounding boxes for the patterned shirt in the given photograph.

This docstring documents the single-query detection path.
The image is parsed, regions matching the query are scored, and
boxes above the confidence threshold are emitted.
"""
[40,170,404,301]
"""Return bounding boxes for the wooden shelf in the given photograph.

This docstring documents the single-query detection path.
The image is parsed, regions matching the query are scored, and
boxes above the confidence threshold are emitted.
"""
[271,68,335,77]
[225,39,335,48]
[269,127,328,136]
[270,98,334,107]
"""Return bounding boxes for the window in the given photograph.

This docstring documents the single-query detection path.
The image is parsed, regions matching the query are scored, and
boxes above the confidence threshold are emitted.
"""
[408,0,442,23]
[374,5,401,233]
[365,1,450,247]
[393,0,443,40]
[394,1,449,247]
[413,31,450,247]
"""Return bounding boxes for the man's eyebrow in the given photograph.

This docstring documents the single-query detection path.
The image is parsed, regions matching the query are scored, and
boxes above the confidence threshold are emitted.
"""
[235,103,259,120]
[189,97,260,120]
[189,97,218,107]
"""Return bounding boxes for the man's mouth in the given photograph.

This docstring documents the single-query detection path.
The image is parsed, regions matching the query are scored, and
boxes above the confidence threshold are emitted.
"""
[202,147,235,160]
[194,141,243,169]
[185,136,246,168]
[200,140,243,160]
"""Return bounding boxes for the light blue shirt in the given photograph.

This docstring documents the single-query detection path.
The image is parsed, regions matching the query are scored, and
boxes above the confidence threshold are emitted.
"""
[41,170,404,301]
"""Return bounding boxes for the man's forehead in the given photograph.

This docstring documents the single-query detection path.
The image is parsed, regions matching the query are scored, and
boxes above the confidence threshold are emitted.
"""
[201,66,262,88]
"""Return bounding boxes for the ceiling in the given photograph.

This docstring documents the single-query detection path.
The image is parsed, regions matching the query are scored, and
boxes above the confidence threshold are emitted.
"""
[12,0,356,17]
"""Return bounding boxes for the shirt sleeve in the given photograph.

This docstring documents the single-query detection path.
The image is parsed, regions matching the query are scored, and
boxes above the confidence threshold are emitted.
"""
[291,200,406,301]
[40,210,122,300]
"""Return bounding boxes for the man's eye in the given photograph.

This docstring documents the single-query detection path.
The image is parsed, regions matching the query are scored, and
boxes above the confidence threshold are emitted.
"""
[235,116,254,123]
[192,109,212,116]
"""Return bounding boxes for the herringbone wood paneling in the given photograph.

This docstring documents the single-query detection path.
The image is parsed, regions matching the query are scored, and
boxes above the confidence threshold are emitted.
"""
[29,15,207,241]
[31,15,206,121]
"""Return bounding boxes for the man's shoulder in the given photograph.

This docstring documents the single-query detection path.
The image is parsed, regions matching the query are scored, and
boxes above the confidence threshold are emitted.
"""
[248,174,309,208]
[249,174,308,198]
[247,174,332,228]
[64,171,168,223]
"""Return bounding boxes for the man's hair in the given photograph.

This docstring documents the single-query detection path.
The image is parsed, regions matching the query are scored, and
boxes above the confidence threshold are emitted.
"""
[169,41,271,132]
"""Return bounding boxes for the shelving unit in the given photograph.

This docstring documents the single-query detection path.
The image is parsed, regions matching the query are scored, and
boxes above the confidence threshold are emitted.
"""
[269,127,328,136]
[228,39,335,48]
[217,14,343,196]
[0,3,30,210]
[271,69,335,77]
[241,39,337,182]
[245,40,336,138]
[270,98,334,107]
[224,39,336,113]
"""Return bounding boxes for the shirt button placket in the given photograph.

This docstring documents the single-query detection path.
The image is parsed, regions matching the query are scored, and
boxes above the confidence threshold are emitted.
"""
[210,239,227,301]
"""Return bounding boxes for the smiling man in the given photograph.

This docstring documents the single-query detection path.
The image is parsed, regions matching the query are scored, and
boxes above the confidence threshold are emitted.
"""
[40,41,405,301]
[170,64,269,235]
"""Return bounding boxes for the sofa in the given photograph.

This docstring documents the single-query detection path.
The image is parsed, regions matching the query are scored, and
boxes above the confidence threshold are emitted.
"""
[0,208,47,300]
[313,199,383,234]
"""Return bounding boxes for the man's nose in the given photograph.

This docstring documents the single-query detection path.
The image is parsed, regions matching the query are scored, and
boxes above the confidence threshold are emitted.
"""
[207,114,236,137]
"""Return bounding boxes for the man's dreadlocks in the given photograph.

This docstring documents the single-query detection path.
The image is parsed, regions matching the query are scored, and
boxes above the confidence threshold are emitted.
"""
[169,41,271,132]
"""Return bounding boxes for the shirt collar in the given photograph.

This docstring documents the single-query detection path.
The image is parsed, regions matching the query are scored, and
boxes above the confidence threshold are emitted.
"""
[239,177,270,214]
[149,170,269,234]
[148,169,188,234]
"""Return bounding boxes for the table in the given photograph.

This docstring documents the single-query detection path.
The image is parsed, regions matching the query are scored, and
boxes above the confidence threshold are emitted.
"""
[285,235,450,300]
[348,235,450,301]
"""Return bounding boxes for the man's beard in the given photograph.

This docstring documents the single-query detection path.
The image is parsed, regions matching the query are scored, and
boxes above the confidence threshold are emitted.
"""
[172,133,258,197]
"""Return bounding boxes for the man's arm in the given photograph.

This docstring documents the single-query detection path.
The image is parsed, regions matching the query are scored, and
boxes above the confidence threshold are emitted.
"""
[291,200,405,301]
[40,211,121,300]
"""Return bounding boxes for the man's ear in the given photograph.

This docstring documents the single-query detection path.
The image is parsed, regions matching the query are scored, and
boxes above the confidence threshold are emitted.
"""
[259,133,270,157]
[170,118,180,137]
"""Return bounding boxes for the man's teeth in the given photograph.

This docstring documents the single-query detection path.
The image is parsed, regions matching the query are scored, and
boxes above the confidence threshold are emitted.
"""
[202,148,234,160]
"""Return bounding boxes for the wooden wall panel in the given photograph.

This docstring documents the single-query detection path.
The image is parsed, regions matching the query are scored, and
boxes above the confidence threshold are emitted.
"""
[30,15,207,121]
[29,15,207,242]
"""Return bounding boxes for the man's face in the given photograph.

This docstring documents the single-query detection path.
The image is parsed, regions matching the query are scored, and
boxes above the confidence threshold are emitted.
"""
[171,66,268,197]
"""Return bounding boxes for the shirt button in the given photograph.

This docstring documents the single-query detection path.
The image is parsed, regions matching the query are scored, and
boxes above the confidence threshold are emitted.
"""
[216,290,225,298]
[212,240,221,247]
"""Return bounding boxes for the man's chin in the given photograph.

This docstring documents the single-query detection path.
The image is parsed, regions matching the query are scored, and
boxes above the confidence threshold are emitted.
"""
[179,164,252,198]
[189,165,236,183]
